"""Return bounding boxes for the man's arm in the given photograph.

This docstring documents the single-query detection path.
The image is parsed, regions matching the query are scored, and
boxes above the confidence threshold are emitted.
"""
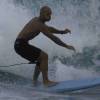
[48,26,71,34]
[40,23,71,34]
[47,26,64,34]
[42,32,75,51]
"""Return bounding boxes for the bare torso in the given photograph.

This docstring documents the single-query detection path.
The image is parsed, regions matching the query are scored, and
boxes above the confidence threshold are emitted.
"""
[17,17,41,41]
[16,16,75,52]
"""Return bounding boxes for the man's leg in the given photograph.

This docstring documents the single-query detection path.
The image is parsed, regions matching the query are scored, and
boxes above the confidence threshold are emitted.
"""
[38,51,56,85]
[33,63,40,84]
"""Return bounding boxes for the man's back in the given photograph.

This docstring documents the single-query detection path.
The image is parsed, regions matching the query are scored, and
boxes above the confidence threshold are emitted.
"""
[17,17,41,41]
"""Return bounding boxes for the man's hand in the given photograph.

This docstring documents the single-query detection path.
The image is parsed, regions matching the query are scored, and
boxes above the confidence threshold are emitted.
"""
[67,45,76,52]
[62,28,71,34]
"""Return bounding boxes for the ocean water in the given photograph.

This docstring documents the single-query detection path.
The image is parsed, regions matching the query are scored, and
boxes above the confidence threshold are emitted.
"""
[0,0,100,100]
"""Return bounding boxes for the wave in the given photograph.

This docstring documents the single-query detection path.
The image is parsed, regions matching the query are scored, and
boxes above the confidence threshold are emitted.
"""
[0,0,100,78]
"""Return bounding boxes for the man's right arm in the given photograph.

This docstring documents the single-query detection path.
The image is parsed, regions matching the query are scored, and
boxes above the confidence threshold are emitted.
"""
[43,32,75,51]
[39,23,75,51]
[39,23,70,34]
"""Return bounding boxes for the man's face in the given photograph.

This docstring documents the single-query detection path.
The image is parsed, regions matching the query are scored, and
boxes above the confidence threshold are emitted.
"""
[43,10,52,21]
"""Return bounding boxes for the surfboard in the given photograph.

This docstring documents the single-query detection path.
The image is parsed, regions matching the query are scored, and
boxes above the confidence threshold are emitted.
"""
[36,77,100,93]
[1,70,100,93]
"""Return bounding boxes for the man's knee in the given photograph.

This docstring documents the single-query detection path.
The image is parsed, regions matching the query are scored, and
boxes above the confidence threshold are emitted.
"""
[39,51,48,60]
[38,51,48,71]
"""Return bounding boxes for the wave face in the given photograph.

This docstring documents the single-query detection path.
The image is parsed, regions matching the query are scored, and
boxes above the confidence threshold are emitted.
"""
[0,0,100,79]
[0,1,100,100]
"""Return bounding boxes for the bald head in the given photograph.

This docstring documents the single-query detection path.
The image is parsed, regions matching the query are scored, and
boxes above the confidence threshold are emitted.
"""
[39,6,52,22]
[40,6,52,15]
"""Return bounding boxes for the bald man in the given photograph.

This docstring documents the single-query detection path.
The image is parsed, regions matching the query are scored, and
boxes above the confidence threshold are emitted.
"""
[14,6,75,86]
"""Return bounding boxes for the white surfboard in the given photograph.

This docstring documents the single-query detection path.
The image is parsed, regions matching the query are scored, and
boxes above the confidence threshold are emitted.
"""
[1,71,100,93]
[36,77,100,93]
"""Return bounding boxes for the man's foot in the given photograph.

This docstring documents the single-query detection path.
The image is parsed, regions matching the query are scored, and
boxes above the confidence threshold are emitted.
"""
[44,80,58,87]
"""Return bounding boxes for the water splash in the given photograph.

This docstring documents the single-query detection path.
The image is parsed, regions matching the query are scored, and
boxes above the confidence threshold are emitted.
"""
[55,59,98,81]
[0,0,100,78]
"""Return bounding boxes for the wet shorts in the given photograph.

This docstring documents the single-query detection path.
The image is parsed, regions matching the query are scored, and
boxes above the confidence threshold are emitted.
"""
[14,38,41,63]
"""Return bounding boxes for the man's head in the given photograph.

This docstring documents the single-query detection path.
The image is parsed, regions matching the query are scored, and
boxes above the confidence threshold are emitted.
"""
[39,6,52,22]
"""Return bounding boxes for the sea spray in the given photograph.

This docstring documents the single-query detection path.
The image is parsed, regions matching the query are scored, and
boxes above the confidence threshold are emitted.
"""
[0,0,100,78]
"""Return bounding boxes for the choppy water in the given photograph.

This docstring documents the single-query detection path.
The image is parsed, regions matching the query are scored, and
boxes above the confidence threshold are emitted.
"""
[0,0,100,99]
[0,70,100,100]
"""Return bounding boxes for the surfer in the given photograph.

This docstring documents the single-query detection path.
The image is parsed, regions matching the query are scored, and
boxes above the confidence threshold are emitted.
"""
[14,6,75,86]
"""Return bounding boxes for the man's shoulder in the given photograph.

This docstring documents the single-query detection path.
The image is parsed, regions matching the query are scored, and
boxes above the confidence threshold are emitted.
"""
[32,17,42,24]
[30,17,41,26]
[31,17,47,29]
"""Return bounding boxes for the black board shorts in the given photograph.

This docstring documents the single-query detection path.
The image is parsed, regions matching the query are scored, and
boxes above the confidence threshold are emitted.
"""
[14,39,41,63]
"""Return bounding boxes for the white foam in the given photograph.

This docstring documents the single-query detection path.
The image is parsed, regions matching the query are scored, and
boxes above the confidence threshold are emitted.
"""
[55,59,98,81]
[0,0,99,79]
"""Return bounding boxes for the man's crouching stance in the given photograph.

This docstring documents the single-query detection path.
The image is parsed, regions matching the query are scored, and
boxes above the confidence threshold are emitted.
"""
[14,6,75,86]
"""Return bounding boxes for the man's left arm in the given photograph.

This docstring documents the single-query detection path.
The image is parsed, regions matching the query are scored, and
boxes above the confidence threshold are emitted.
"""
[47,26,71,34]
